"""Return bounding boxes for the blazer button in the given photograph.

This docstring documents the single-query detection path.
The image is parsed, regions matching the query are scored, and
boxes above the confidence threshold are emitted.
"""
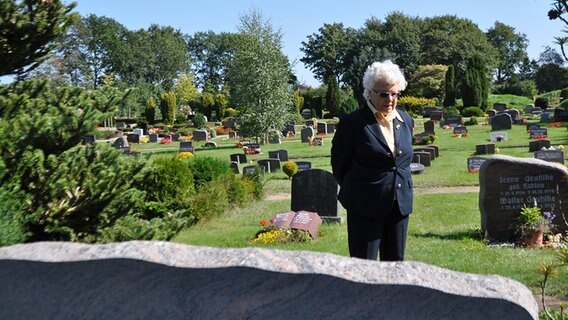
[398,150,402,155]
[397,183,402,189]
[391,166,397,171]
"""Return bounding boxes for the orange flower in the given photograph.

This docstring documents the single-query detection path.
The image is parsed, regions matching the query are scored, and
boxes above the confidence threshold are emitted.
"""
[260,219,268,226]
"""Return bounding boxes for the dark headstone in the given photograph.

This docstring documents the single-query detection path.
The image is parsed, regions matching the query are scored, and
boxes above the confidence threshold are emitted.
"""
[540,112,551,122]
[528,140,550,152]
[453,125,467,135]
[291,169,340,223]
[326,123,336,134]
[526,123,540,132]
[490,113,512,131]
[149,133,159,143]
[268,149,289,162]
[116,121,126,129]
[554,108,568,122]
[223,120,236,129]
[229,161,240,174]
[242,165,260,176]
[230,153,247,164]
[414,147,436,160]
[305,120,316,128]
[479,155,568,242]
[534,150,565,164]
[317,122,328,135]
[300,109,312,119]
[428,145,440,158]
[424,120,435,134]
[126,133,140,144]
[524,104,535,114]
[412,152,431,167]
[179,141,194,153]
[301,127,315,143]
[429,111,443,121]
[487,110,497,117]
[443,115,462,127]
[270,210,322,239]
[422,106,441,118]
[193,129,208,141]
[171,133,181,142]
[493,103,507,112]
[112,136,129,149]
[529,128,548,139]
[503,109,521,123]
[476,144,496,155]
[257,158,281,173]
[83,134,96,145]
[467,156,487,174]
[296,161,312,172]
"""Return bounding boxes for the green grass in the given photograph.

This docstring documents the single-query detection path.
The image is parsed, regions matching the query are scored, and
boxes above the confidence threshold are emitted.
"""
[130,112,568,302]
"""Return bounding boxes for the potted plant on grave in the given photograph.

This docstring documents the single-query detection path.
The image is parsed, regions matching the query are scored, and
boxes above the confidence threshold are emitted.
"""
[516,204,555,247]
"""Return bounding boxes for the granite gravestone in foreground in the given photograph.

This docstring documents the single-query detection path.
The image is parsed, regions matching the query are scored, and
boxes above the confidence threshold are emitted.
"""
[0,242,538,320]
[291,169,340,223]
[479,155,568,242]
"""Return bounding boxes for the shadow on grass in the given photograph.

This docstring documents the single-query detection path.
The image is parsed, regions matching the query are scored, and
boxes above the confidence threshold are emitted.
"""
[411,228,484,241]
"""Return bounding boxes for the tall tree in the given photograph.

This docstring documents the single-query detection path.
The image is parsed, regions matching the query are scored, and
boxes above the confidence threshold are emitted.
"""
[461,55,489,109]
[548,1,568,61]
[0,0,77,77]
[486,22,529,84]
[443,65,457,107]
[379,12,422,75]
[187,31,236,90]
[227,8,292,143]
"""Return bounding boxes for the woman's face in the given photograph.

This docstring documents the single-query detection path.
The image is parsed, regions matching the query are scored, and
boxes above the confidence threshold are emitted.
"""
[369,79,400,115]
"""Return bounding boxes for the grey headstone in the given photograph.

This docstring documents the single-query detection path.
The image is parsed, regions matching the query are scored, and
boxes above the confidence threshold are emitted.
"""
[503,109,521,122]
[133,128,144,137]
[528,140,550,152]
[112,136,129,149]
[268,149,289,162]
[479,155,568,242]
[524,104,535,114]
[429,110,443,121]
[291,169,339,222]
[410,163,425,174]
[301,127,315,143]
[268,135,281,144]
[242,165,260,176]
[526,123,540,132]
[490,132,508,142]
[202,141,217,148]
[0,241,539,320]
[476,144,496,155]
[554,108,568,122]
[534,150,565,164]
[424,120,435,134]
[490,113,512,131]
[493,103,507,112]
[230,153,247,164]
[193,129,208,141]
[116,121,126,129]
[296,161,312,172]
[179,141,194,153]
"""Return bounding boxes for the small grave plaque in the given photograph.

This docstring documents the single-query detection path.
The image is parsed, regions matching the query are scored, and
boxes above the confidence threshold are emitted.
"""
[412,152,431,167]
[270,211,322,239]
[529,128,548,139]
[490,132,508,142]
[126,133,140,144]
[296,161,312,171]
[149,133,158,143]
[410,163,425,174]
[534,150,565,164]
[230,153,247,164]
[179,141,194,153]
[242,165,260,176]
[467,156,487,173]
[193,129,208,141]
[453,125,467,135]
[476,144,495,155]
[429,111,443,121]
[268,150,289,162]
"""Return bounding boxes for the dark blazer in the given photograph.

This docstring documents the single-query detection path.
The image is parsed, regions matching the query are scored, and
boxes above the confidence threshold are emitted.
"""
[331,106,414,217]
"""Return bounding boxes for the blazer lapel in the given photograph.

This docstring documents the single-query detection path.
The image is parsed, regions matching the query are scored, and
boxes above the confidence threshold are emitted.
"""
[362,107,390,149]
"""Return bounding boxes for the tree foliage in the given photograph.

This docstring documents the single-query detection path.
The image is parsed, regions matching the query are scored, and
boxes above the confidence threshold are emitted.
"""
[486,22,529,84]
[461,55,489,109]
[0,0,77,77]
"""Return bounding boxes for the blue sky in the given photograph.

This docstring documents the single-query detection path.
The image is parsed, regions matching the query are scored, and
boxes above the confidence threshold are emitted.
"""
[69,0,561,86]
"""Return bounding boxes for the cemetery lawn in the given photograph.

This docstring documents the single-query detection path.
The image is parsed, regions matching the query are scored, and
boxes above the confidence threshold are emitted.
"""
[135,118,568,301]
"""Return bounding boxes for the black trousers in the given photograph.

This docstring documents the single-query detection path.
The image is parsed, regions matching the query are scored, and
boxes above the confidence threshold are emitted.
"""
[347,201,409,261]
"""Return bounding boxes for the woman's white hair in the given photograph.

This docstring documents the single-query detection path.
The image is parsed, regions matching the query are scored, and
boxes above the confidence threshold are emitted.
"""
[362,60,407,101]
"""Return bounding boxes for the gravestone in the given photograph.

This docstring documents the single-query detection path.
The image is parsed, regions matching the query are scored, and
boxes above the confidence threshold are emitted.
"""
[179,141,194,153]
[443,115,462,127]
[257,158,281,173]
[529,128,548,139]
[305,119,316,127]
[422,106,441,118]
[133,128,144,137]
[524,104,534,114]
[270,210,322,239]
[503,109,521,123]
[300,108,312,119]
[149,133,158,143]
[0,241,539,320]
[317,122,328,135]
[193,129,208,141]
[424,120,435,134]
[116,121,126,129]
[229,161,240,174]
[453,125,467,135]
[479,155,568,242]
[301,127,315,143]
[410,163,425,174]
[326,123,336,134]
[295,161,312,171]
[228,131,238,139]
[540,112,551,122]
[493,103,507,112]
[291,169,340,223]
[526,123,540,132]
[487,110,497,117]
[534,150,565,164]
[428,145,440,158]
[230,153,247,164]
[242,165,260,176]
[429,110,443,121]
[554,108,568,122]
[490,132,508,142]
[112,136,129,149]
[476,144,496,155]
[126,133,140,144]
[223,120,236,129]
[83,134,96,145]
[531,107,542,115]
[490,113,512,131]
[268,149,289,162]
[412,151,431,167]
[467,156,487,173]
[268,135,281,144]
[284,124,296,136]
[528,140,550,152]
[171,133,181,142]
[202,141,217,148]
[414,147,436,160]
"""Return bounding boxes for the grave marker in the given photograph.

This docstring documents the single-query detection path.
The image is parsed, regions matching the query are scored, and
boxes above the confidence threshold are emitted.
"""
[291,169,340,223]
[295,161,312,171]
[476,144,496,155]
[490,132,508,142]
[534,150,565,164]
[490,113,512,131]
[528,140,550,152]
[270,210,322,239]
[268,149,289,162]
[467,156,487,173]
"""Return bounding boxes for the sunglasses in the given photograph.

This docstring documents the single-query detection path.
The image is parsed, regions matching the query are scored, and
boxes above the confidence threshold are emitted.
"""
[372,89,400,99]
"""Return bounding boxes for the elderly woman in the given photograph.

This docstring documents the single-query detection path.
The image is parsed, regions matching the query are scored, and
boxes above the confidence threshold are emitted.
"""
[331,60,414,261]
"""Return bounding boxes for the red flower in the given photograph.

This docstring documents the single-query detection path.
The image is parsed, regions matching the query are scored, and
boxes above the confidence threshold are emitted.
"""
[260,219,268,226]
